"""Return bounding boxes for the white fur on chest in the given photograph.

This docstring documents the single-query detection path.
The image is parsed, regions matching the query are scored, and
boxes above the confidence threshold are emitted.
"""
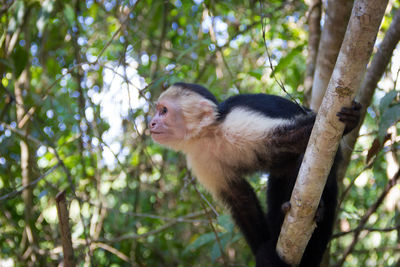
[184,107,290,195]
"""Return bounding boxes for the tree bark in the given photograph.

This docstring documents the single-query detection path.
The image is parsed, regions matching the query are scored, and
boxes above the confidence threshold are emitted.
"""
[14,21,40,262]
[338,8,400,182]
[56,191,75,267]
[303,0,321,106]
[310,0,354,111]
[276,0,388,265]
[15,68,38,254]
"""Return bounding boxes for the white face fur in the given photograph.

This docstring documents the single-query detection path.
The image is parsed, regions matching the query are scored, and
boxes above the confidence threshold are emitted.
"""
[149,97,187,147]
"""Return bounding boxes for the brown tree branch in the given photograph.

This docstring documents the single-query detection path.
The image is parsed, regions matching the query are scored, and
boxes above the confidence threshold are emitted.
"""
[332,224,400,239]
[310,0,354,110]
[338,8,400,181]
[277,0,388,264]
[336,169,400,266]
[56,191,75,267]
[303,0,321,105]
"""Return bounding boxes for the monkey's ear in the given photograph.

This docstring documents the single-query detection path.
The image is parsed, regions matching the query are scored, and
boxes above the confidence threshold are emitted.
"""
[198,99,217,126]
[184,99,217,139]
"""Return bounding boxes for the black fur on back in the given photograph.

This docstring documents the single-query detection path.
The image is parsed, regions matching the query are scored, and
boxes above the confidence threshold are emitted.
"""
[172,82,219,105]
[173,83,309,121]
[218,94,309,121]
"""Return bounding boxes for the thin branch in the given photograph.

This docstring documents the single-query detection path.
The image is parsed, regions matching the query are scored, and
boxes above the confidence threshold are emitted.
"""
[94,0,141,65]
[0,163,60,202]
[102,210,208,242]
[258,0,307,113]
[90,242,130,263]
[336,169,400,267]
[332,224,400,239]
[151,0,168,79]
[190,177,228,266]
[56,191,75,267]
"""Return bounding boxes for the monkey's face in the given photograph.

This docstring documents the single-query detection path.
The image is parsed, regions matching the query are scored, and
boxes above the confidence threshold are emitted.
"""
[149,98,186,147]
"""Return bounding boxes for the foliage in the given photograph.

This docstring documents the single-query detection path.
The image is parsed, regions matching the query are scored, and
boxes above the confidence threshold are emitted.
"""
[0,0,399,266]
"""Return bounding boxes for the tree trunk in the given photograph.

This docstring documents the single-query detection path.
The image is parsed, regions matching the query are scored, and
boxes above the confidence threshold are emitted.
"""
[276,0,388,265]
[338,8,400,182]
[303,0,321,106]
[15,57,39,264]
[310,0,353,111]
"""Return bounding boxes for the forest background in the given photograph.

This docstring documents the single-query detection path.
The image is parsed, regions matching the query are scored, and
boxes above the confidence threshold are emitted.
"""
[0,0,399,266]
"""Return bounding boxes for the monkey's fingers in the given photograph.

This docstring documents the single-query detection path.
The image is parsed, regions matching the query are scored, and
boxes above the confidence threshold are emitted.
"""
[336,111,358,123]
[351,100,362,111]
[281,201,291,214]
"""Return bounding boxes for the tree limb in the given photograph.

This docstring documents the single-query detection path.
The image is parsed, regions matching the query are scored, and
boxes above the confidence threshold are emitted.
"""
[310,0,353,110]
[338,8,400,181]
[336,169,400,266]
[276,0,388,265]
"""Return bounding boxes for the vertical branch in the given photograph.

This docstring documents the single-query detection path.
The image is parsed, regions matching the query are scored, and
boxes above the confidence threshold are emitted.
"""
[310,0,354,111]
[277,0,388,265]
[338,8,400,181]
[56,191,76,267]
[13,8,40,262]
[303,0,321,106]
[151,1,168,79]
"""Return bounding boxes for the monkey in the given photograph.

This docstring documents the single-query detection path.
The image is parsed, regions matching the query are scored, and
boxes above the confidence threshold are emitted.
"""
[149,82,361,267]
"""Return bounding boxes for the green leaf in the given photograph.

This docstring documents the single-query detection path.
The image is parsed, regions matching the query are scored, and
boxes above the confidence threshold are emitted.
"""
[248,69,263,80]
[12,46,28,78]
[272,44,304,75]
[378,104,400,141]
[379,90,398,114]
[217,214,234,232]
[64,4,75,26]
[183,232,217,254]
[211,241,221,261]
[176,42,203,62]
[210,232,235,261]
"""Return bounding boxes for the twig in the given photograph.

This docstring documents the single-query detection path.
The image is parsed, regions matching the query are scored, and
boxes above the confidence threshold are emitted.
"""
[56,191,75,267]
[258,0,307,113]
[190,177,228,266]
[336,169,400,267]
[90,242,130,263]
[332,224,400,239]
[103,210,208,242]
[0,163,60,202]
[94,0,141,65]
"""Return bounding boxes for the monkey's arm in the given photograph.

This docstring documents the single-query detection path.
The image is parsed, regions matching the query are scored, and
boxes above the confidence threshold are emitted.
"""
[219,177,291,267]
[218,178,270,254]
[268,113,316,155]
[268,102,361,156]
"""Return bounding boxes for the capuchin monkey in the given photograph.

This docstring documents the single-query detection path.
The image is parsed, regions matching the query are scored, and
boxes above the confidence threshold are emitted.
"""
[149,82,361,267]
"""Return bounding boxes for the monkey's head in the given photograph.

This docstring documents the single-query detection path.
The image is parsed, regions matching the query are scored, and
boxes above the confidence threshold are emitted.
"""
[149,83,219,150]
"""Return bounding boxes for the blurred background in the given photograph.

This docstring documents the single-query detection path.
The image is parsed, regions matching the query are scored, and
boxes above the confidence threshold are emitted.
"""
[0,0,399,266]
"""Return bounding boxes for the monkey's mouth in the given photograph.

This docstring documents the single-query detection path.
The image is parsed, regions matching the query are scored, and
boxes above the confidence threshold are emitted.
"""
[150,131,162,135]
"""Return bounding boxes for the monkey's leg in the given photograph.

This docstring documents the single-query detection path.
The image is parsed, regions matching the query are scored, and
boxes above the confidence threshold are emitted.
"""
[267,159,338,267]
[218,177,269,254]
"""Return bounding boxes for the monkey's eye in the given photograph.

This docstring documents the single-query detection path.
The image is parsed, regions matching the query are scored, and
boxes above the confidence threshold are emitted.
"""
[160,106,168,115]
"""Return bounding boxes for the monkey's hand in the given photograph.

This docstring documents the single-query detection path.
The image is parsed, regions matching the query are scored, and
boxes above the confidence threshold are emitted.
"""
[281,201,291,215]
[337,101,362,135]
